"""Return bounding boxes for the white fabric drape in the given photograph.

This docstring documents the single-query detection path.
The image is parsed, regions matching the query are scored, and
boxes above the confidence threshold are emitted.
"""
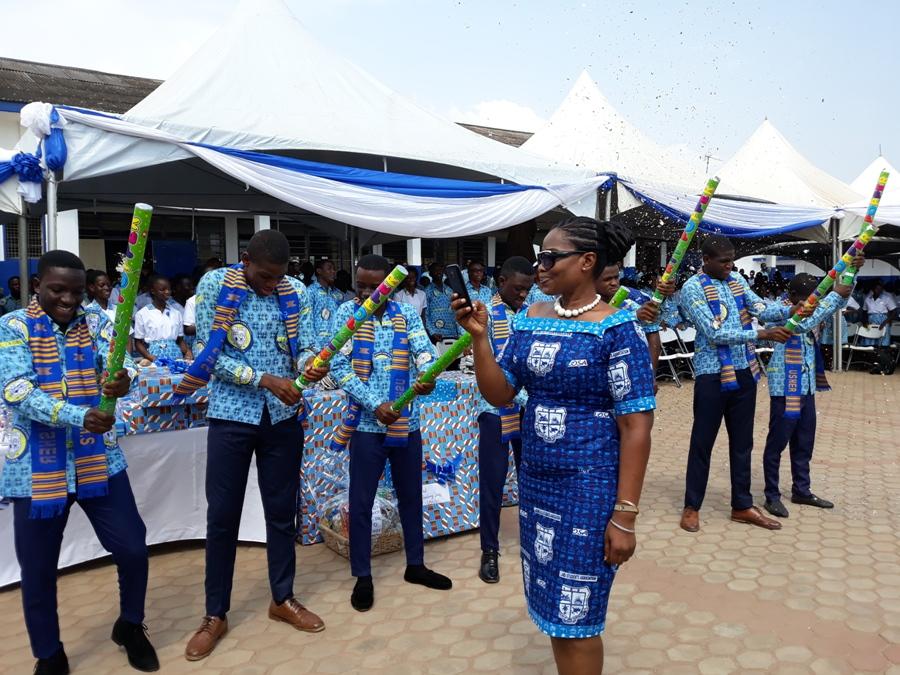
[54,108,605,236]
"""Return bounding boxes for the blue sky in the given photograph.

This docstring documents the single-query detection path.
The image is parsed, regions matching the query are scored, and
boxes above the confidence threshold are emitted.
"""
[4,0,896,182]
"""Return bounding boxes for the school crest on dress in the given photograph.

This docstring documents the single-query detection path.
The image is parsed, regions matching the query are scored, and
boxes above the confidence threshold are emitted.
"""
[534,405,567,443]
[608,360,632,401]
[558,585,591,625]
[534,522,555,564]
[527,341,561,376]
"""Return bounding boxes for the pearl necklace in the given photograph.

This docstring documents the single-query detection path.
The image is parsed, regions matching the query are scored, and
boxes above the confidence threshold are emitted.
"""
[554,294,602,318]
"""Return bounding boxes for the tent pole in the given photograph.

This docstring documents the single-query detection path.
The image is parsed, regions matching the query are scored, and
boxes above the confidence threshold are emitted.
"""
[18,198,29,306]
[830,217,842,371]
[604,186,612,221]
[46,171,58,251]
[349,226,356,288]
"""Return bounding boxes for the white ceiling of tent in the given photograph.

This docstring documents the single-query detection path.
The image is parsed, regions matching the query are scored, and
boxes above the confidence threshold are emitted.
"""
[520,70,704,188]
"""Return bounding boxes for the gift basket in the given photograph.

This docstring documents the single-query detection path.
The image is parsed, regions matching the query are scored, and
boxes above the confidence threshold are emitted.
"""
[317,488,403,559]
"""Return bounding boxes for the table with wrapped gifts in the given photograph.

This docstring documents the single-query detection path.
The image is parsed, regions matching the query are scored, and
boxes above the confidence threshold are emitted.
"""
[0,367,519,585]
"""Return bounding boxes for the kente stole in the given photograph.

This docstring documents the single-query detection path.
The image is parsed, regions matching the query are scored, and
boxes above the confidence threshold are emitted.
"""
[331,301,410,450]
[784,333,830,418]
[175,264,301,397]
[25,302,106,519]
[698,274,760,391]
[490,294,520,441]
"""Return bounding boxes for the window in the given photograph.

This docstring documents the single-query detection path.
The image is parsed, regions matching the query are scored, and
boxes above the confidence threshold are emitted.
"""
[4,219,44,258]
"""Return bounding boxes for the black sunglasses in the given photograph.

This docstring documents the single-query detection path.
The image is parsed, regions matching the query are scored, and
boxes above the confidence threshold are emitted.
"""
[534,249,590,270]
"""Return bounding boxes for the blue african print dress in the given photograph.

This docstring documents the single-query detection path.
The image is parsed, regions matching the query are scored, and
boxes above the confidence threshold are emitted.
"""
[498,310,656,638]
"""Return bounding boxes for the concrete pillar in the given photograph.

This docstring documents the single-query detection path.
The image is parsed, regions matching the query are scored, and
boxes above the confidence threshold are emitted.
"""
[253,215,270,232]
[487,236,497,267]
[624,243,637,268]
[660,241,667,269]
[373,244,383,256]
[406,238,422,266]
[224,214,239,263]
[55,209,79,256]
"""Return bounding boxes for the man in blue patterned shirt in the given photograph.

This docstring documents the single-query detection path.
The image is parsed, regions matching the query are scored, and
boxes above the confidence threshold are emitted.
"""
[678,236,799,534]
[0,250,158,675]
[474,256,532,584]
[761,274,852,518]
[424,262,459,342]
[185,231,328,662]
[465,260,494,308]
[307,259,345,347]
[330,254,451,612]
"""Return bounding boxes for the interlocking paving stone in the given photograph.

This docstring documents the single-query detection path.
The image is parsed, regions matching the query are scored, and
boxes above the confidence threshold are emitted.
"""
[0,371,897,673]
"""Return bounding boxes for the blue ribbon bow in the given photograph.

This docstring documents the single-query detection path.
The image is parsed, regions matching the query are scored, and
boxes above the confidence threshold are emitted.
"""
[425,452,464,485]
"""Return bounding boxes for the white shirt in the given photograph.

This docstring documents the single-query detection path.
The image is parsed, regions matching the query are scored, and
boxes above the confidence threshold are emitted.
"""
[864,293,897,314]
[846,295,860,311]
[183,295,196,327]
[395,288,427,316]
[134,304,184,342]
[134,292,152,311]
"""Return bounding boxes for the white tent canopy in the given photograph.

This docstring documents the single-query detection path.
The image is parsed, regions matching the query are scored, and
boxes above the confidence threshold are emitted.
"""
[520,70,703,188]
[841,155,900,239]
[716,119,862,208]
[56,0,595,193]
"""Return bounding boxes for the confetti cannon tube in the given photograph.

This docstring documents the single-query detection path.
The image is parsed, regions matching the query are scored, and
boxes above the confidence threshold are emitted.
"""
[838,170,890,286]
[99,204,153,413]
[785,170,889,333]
[391,332,472,412]
[608,287,629,308]
[651,176,720,305]
[293,265,408,388]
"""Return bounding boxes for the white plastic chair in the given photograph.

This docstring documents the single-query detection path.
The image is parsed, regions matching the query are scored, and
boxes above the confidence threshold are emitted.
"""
[657,328,692,387]
[845,325,886,371]
[674,327,696,377]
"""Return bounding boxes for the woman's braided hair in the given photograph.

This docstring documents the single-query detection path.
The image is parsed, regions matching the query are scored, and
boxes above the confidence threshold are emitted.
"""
[551,217,635,277]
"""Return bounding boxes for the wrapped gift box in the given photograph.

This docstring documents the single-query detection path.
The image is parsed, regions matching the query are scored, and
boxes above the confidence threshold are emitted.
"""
[117,399,207,435]
[298,389,349,544]
[136,366,209,407]
[419,399,480,539]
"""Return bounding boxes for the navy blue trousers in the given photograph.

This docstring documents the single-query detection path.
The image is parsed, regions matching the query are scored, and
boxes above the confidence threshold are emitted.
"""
[477,412,521,552]
[685,369,757,511]
[205,410,303,618]
[13,471,147,659]
[763,395,816,502]
[349,430,424,577]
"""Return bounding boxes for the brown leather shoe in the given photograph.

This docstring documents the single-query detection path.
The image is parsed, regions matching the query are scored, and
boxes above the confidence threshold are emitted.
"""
[185,616,228,661]
[731,506,782,530]
[269,597,325,633]
[680,507,700,532]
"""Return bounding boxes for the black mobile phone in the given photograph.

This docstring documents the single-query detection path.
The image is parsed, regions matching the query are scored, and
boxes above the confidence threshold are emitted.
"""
[444,264,472,309]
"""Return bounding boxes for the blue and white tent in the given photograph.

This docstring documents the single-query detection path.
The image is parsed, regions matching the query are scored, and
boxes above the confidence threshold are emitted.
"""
[4,0,606,241]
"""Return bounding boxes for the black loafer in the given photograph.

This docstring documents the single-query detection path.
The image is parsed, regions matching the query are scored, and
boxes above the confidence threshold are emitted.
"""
[791,494,834,509]
[34,647,69,675]
[479,550,500,584]
[111,619,160,672]
[351,576,374,612]
[764,499,789,518]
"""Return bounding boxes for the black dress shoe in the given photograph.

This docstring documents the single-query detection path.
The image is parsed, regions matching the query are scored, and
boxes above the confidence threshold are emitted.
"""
[111,619,160,672]
[34,647,69,675]
[764,499,789,518]
[791,493,834,509]
[351,576,374,612]
[479,550,500,584]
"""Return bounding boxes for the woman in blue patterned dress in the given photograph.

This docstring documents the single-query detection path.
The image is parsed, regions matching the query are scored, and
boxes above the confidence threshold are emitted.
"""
[455,218,655,674]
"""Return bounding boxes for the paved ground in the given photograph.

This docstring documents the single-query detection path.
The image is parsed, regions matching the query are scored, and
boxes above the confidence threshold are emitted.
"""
[1,370,898,674]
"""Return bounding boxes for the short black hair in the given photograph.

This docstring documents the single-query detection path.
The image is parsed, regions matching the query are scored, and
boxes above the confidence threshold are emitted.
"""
[315,258,334,271]
[357,254,392,276]
[246,230,291,265]
[7,275,19,286]
[701,234,735,257]
[86,269,109,286]
[789,273,818,297]
[467,259,485,269]
[38,250,85,277]
[428,261,445,272]
[499,256,534,279]
[148,274,169,288]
